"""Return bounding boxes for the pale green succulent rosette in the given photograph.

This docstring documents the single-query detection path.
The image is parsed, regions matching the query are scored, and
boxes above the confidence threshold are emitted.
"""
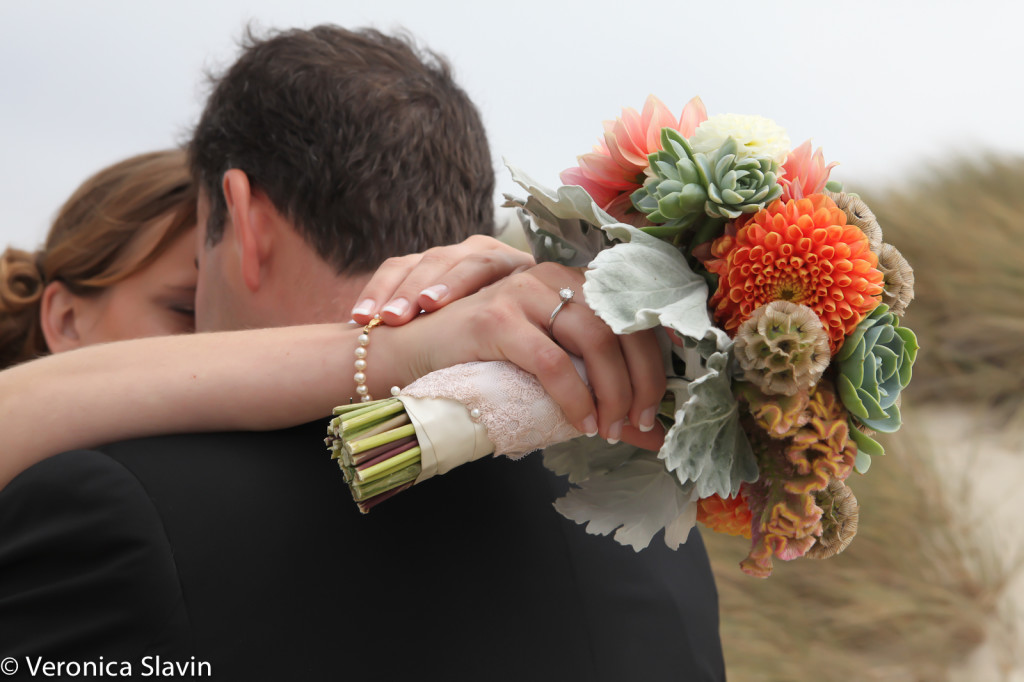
[836,303,919,471]
[630,128,782,236]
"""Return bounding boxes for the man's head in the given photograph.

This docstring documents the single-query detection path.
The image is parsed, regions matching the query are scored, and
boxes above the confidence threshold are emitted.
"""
[188,25,494,330]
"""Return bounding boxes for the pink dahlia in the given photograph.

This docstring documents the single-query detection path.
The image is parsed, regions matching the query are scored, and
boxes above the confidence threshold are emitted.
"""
[778,140,838,202]
[560,95,707,224]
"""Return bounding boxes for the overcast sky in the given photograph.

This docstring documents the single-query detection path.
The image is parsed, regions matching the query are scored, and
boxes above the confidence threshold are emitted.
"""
[1,0,1020,250]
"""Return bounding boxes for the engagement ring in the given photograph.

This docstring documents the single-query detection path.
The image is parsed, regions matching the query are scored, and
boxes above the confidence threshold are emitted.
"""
[547,287,574,334]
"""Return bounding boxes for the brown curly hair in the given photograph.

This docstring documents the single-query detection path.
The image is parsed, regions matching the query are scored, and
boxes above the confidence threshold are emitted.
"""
[0,149,196,369]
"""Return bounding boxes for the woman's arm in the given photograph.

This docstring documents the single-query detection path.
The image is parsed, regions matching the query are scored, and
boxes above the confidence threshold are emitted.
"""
[0,262,665,490]
[0,324,380,489]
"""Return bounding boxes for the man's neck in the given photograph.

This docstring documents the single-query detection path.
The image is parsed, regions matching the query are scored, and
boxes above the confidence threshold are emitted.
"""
[262,267,372,327]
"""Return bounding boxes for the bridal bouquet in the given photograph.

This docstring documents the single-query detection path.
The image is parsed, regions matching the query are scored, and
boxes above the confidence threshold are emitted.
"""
[327,96,918,577]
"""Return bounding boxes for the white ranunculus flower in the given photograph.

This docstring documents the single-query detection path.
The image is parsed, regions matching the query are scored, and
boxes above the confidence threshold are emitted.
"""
[690,113,791,164]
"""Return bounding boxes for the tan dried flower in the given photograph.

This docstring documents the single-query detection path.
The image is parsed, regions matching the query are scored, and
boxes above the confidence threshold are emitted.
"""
[735,301,831,396]
[825,189,883,251]
[735,382,811,439]
[805,479,859,559]
[876,242,915,316]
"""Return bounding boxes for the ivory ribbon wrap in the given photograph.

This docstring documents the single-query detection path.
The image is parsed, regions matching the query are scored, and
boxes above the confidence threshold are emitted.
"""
[401,395,493,483]
[399,360,585,483]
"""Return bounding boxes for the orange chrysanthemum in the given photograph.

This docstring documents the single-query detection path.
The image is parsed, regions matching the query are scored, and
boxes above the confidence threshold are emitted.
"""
[697,487,753,539]
[705,194,883,353]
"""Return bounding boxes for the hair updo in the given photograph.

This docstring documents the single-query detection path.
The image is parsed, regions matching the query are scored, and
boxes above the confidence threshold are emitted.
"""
[0,149,196,370]
[0,248,45,368]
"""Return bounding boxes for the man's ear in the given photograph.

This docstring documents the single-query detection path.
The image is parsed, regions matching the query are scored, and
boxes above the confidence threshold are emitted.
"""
[39,281,86,354]
[222,169,274,293]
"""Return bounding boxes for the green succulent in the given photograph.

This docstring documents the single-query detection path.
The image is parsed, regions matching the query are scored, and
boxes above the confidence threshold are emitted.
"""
[836,304,918,466]
[631,128,783,231]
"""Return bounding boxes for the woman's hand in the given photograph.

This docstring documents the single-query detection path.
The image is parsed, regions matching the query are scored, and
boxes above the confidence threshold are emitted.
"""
[351,234,535,325]
[392,262,666,444]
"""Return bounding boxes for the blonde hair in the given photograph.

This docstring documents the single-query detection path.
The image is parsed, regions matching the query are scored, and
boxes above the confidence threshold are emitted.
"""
[0,149,197,369]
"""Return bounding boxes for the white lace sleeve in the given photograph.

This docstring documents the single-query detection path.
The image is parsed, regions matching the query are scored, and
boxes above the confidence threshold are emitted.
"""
[401,360,583,460]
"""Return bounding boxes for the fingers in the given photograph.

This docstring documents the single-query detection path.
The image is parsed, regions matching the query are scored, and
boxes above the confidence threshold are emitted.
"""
[404,260,664,440]
[619,421,666,452]
[494,327,600,436]
[530,263,665,440]
[430,288,599,434]
[546,301,633,440]
[617,331,668,433]
[351,254,421,325]
[415,246,534,314]
[475,269,599,434]
[351,235,535,327]
[511,263,628,440]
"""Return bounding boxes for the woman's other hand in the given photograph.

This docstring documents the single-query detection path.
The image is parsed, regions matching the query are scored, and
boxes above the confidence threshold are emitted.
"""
[395,262,666,443]
[351,235,535,325]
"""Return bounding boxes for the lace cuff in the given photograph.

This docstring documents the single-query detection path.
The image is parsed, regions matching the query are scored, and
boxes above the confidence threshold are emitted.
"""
[327,360,583,511]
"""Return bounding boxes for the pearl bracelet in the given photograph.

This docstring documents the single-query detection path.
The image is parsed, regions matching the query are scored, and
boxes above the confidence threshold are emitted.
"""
[354,314,383,402]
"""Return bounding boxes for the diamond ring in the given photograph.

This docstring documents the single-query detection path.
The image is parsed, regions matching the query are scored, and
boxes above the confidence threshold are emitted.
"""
[547,287,575,334]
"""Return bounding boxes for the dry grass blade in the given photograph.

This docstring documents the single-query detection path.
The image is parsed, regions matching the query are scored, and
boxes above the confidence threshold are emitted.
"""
[862,156,1024,408]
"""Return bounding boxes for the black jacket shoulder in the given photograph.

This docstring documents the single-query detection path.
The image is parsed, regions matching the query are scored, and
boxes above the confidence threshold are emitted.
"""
[1,423,725,681]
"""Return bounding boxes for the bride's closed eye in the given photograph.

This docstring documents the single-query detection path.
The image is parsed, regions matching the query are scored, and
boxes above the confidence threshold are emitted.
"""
[156,284,197,330]
[168,303,195,318]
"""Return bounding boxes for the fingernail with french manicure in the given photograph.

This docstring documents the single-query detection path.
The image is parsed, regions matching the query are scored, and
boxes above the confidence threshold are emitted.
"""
[606,419,624,445]
[420,284,449,303]
[638,406,657,432]
[382,298,410,317]
[581,414,598,437]
[352,299,375,318]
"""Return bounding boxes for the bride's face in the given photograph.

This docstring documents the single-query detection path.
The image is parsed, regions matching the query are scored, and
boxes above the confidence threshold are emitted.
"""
[50,226,198,348]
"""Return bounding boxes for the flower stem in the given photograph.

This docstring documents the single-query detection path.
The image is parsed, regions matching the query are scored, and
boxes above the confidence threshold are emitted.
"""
[327,395,424,511]
[345,423,416,456]
[339,399,405,432]
[356,446,422,484]
[344,412,411,444]
[349,463,420,500]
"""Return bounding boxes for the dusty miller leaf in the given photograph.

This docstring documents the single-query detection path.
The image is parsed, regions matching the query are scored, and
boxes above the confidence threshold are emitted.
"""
[503,162,616,267]
[659,352,758,498]
[504,195,611,267]
[553,447,699,551]
[583,225,732,350]
[542,438,638,484]
[506,161,620,229]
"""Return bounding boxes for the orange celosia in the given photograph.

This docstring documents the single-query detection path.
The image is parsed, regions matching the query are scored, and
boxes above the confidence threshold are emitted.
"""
[560,95,707,224]
[736,381,856,577]
[734,382,811,439]
[697,488,753,539]
[705,194,883,353]
[783,381,857,495]
[740,479,822,578]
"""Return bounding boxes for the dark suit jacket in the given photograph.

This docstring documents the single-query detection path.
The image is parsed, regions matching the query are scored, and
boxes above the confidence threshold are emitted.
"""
[0,420,725,681]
